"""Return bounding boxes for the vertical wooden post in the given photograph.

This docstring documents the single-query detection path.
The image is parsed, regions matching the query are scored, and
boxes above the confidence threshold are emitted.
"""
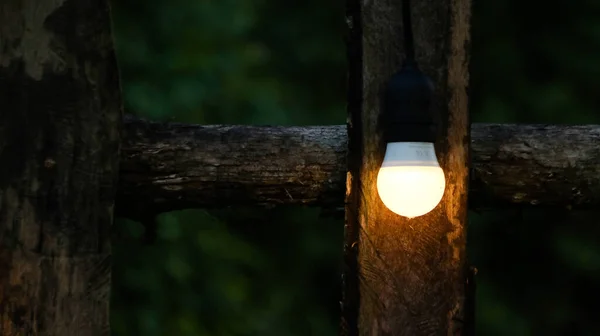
[342,0,471,334]
[0,0,122,334]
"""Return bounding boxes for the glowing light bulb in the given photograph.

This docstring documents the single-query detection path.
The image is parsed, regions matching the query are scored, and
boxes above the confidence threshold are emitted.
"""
[377,142,445,218]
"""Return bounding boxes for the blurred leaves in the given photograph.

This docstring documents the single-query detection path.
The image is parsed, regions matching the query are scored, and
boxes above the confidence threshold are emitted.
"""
[110,0,345,125]
[112,207,342,336]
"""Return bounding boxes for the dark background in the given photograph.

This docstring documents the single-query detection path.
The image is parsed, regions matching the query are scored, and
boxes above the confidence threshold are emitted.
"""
[108,0,600,335]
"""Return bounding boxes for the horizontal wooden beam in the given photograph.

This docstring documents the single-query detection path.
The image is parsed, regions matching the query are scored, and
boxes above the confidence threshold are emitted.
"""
[116,116,600,219]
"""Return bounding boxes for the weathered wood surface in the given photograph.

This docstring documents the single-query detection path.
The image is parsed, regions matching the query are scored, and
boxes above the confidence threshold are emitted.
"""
[470,124,600,208]
[117,116,348,219]
[341,0,471,334]
[117,118,600,220]
[0,0,122,335]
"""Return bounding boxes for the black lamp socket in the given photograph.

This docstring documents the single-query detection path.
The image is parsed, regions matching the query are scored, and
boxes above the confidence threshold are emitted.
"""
[382,62,436,143]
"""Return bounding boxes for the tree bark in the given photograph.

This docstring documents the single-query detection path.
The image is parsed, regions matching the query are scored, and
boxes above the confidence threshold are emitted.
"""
[117,118,600,220]
[118,116,348,218]
[341,0,471,334]
[469,124,600,208]
[0,0,122,335]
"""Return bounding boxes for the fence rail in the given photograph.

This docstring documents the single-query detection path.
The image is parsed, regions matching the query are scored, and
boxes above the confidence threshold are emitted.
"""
[116,116,600,219]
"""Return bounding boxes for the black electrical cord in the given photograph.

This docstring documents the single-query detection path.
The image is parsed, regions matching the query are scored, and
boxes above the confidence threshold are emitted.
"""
[383,0,436,143]
[402,0,416,63]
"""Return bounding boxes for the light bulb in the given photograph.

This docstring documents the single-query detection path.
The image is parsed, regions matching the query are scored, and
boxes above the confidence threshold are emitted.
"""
[376,142,445,218]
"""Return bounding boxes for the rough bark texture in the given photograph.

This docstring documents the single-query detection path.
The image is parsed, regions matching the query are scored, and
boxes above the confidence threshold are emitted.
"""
[118,116,348,219]
[470,124,600,208]
[117,119,600,220]
[342,0,471,334]
[0,0,122,335]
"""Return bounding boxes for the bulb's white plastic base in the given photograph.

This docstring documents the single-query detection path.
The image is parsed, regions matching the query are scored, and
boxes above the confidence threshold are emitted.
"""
[377,142,446,218]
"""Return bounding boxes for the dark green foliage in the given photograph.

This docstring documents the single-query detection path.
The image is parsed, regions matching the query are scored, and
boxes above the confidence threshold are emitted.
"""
[470,0,600,334]
[112,209,342,335]
[110,0,345,126]
[110,0,600,334]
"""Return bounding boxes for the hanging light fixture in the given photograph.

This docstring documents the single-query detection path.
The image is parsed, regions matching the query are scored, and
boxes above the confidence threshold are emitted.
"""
[376,0,446,218]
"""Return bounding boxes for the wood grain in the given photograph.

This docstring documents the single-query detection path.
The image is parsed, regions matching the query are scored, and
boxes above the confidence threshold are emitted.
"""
[117,118,600,221]
[342,0,471,334]
[0,0,122,334]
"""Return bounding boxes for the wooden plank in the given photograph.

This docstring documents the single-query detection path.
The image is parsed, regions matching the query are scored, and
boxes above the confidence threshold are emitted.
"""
[341,0,471,333]
[0,0,122,334]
